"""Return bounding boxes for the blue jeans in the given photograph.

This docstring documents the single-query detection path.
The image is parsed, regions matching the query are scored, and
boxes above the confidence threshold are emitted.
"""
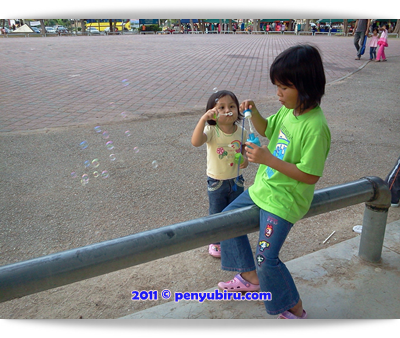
[369,46,377,60]
[220,190,300,315]
[207,175,244,244]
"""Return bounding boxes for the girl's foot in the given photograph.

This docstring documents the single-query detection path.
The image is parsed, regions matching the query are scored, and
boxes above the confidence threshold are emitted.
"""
[218,273,260,292]
[277,310,308,319]
[208,244,221,258]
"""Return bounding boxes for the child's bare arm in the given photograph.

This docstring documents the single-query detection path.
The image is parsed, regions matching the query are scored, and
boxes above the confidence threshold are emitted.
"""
[191,109,217,147]
[245,142,320,185]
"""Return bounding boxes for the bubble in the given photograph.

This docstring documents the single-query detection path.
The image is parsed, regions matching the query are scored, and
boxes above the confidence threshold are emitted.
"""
[106,141,114,150]
[93,171,99,178]
[91,159,100,168]
[94,126,102,133]
[101,170,109,179]
[81,174,89,185]
[122,79,130,86]
[109,154,116,161]
[80,141,88,150]
[102,131,109,139]
[71,172,78,179]
[133,147,139,153]
[213,87,218,93]
[215,98,219,103]
[84,160,90,168]
[125,130,131,137]
[152,160,158,169]
[121,112,128,119]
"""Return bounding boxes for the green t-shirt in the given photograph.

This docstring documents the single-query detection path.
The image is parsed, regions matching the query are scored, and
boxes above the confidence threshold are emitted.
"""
[248,105,331,224]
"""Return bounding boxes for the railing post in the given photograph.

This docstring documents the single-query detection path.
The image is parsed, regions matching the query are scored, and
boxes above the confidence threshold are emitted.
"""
[358,177,391,263]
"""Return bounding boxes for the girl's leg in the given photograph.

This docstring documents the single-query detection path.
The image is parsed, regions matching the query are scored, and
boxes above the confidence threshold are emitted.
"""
[220,190,257,272]
[369,47,374,60]
[256,210,301,316]
[381,46,386,60]
[376,45,383,60]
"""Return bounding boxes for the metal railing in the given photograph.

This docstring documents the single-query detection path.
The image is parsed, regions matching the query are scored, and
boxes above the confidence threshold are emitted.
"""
[0,176,391,303]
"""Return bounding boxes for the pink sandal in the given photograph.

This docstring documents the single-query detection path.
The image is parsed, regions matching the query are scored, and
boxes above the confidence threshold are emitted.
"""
[277,310,307,319]
[208,244,221,258]
[218,274,260,292]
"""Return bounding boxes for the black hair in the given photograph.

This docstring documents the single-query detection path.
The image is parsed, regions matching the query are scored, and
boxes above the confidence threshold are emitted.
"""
[270,44,326,113]
[205,90,243,125]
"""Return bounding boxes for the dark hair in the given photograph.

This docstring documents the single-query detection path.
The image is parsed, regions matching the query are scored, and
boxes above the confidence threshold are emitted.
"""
[373,27,379,33]
[205,90,243,125]
[270,44,326,113]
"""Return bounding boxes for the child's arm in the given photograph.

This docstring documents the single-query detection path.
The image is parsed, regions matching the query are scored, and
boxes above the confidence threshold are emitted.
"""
[191,109,218,147]
[240,100,268,136]
[245,142,320,184]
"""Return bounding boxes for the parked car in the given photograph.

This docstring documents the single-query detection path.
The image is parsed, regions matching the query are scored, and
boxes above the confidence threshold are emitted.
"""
[87,27,100,34]
[31,27,41,33]
[55,25,68,33]
[45,26,56,33]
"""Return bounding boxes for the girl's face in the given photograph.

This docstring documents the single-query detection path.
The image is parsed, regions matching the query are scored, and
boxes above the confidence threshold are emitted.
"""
[275,81,299,112]
[214,95,239,121]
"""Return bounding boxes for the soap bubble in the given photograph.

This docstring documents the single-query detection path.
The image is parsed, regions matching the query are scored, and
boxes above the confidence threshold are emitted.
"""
[213,87,218,93]
[106,141,114,150]
[133,147,139,153]
[101,170,109,179]
[80,141,88,150]
[109,154,116,161]
[94,126,102,133]
[102,131,109,139]
[121,112,128,119]
[71,172,78,179]
[152,160,158,169]
[93,171,99,178]
[91,159,100,168]
[81,174,89,186]
[122,79,130,86]
[125,130,131,137]
[84,160,90,168]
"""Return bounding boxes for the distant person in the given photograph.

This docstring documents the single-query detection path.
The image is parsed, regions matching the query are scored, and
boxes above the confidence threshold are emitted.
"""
[375,24,389,62]
[191,90,248,258]
[353,19,371,60]
[369,28,379,60]
[386,156,400,207]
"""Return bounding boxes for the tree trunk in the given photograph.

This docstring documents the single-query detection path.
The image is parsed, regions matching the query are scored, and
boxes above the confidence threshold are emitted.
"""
[40,19,45,35]
[228,19,232,32]
[343,19,348,34]
[81,20,86,33]
[189,19,193,32]
[305,19,310,32]
[393,19,400,34]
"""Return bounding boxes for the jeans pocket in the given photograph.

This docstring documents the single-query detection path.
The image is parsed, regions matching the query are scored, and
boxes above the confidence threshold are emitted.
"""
[234,175,245,188]
[207,178,223,192]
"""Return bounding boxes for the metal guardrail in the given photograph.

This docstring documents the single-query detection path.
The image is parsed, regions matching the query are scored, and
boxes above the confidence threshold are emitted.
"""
[0,176,391,303]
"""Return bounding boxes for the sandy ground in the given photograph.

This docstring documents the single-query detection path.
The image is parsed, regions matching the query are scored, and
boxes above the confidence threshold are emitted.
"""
[0,57,399,319]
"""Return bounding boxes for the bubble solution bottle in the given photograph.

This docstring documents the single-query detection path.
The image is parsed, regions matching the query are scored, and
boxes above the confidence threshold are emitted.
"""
[243,109,261,148]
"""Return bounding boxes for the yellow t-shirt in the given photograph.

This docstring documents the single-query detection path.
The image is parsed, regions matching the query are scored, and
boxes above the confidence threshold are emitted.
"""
[204,124,247,180]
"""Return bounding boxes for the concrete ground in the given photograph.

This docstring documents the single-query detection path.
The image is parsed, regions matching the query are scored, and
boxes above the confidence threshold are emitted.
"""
[0,34,399,329]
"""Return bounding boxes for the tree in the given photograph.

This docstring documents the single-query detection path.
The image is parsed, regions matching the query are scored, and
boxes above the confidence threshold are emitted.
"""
[40,19,45,34]
[394,19,400,34]
[80,20,86,33]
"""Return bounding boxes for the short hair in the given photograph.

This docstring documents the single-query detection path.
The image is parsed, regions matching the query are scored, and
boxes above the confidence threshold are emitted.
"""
[270,44,326,113]
[205,90,243,125]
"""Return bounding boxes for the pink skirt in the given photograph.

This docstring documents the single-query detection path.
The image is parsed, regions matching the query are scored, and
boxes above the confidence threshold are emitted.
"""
[378,38,388,47]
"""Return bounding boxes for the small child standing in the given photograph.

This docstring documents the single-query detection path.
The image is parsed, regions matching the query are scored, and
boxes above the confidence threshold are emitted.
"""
[376,24,389,62]
[191,90,248,257]
[369,28,379,60]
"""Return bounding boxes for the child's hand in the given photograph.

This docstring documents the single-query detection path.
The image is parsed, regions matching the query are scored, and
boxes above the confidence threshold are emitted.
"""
[240,100,259,115]
[239,156,249,169]
[202,108,219,122]
[245,142,272,165]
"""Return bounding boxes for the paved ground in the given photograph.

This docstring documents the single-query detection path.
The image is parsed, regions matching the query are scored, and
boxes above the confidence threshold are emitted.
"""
[2,33,398,133]
[0,34,400,325]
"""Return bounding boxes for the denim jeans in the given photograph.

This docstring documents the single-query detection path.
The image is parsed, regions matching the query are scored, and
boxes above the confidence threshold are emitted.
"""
[207,175,244,244]
[369,46,377,60]
[354,31,365,57]
[220,190,300,315]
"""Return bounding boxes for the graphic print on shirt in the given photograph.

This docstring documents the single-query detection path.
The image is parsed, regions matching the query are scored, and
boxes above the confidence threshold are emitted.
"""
[266,130,290,178]
[216,140,242,167]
